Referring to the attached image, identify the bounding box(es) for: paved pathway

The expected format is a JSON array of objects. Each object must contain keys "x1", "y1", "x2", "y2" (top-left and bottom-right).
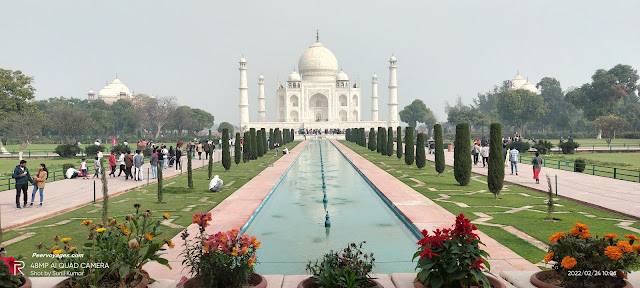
[
  {"x1": 1, "y1": 150, "x2": 220, "y2": 232},
  {"x1": 423, "y1": 148, "x2": 640, "y2": 219}
]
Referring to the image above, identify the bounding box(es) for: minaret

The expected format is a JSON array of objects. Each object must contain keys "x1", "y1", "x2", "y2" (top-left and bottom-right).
[
  {"x1": 388, "y1": 55, "x2": 399, "y2": 126},
  {"x1": 371, "y1": 73, "x2": 379, "y2": 121},
  {"x1": 258, "y1": 74, "x2": 266, "y2": 122},
  {"x1": 239, "y1": 57, "x2": 249, "y2": 131}
]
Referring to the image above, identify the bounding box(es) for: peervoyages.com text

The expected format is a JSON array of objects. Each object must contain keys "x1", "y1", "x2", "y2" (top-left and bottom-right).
[{"x1": 32, "y1": 253, "x2": 84, "y2": 259}]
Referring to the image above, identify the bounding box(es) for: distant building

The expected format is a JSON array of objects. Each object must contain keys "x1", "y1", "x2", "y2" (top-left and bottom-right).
[
  {"x1": 88, "y1": 76, "x2": 133, "y2": 104},
  {"x1": 509, "y1": 73, "x2": 538, "y2": 93}
]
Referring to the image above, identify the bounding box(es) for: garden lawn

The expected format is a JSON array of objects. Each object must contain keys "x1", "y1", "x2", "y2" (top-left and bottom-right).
[
  {"x1": 516, "y1": 152, "x2": 640, "y2": 182},
  {"x1": 0, "y1": 157, "x2": 90, "y2": 178},
  {"x1": 2, "y1": 143, "x2": 140, "y2": 154},
  {"x1": 3, "y1": 141, "x2": 299, "y2": 276},
  {"x1": 540, "y1": 138, "x2": 640, "y2": 147},
  {"x1": 341, "y1": 141, "x2": 638, "y2": 265}
]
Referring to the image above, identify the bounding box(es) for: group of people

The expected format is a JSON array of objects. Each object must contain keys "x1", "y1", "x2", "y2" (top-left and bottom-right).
[{"x1": 469, "y1": 135, "x2": 543, "y2": 184}]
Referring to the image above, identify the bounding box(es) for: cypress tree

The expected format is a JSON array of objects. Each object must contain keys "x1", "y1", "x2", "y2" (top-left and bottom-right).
[
  {"x1": 268, "y1": 129, "x2": 274, "y2": 150},
  {"x1": 488, "y1": 123, "x2": 504, "y2": 199},
  {"x1": 261, "y1": 128, "x2": 267, "y2": 154},
  {"x1": 396, "y1": 126, "x2": 402, "y2": 159},
  {"x1": 377, "y1": 127, "x2": 382, "y2": 153},
  {"x1": 242, "y1": 131, "x2": 250, "y2": 163},
  {"x1": 100, "y1": 158, "x2": 109, "y2": 223},
  {"x1": 291, "y1": 129, "x2": 295, "y2": 142},
  {"x1": 380, "y1": 128, "x2": 387, "y2": 155},
  {"x1": 208, "y1": 143, "x2": 213, "y2": 179},
  {"x1": 234, "y1": 132, "x2": 241, "y2": 165},
  {"x1": 250, "y1": 128, "x2": 258, "y2": 160},
  {"x1": 283, "y1": 128, "x2": 288, "y2": 144},
  {"x1": 434, "y1": 124, "x2": 445, "y2": 176},
  {"x1": 404, "y1": 127, "x2": 414, "y2": 165},
  {"x1": 387, "y1": 127, "x2": 393, "y2": 157},
  {"x1": 222, "y1": 128, "x2": 231, "y2": 171},
  {"x1": 157, "y1": 160, "x2": 163, "y2": 203},
  {"x1": 187, "y1": 149, "x2": 193, "y2": 188},
  {"x1": 369, "y1": 128, "x2": 376, "y2": 151},
  {"x1": 346, "y1": 129, "x2": 350, "y2": 141},
  {"x1": 454, "y1": 123, "x2": 471, "y2": 186},
  {"x1": 416, "y1": 133, "x2": 426, "y2": 169},
  {"x1": 361, "y1": 128, "x2": 366, "y2": 147},
  {"x1": 257, "y1": 129, "x2": 264, "y2": 157}
]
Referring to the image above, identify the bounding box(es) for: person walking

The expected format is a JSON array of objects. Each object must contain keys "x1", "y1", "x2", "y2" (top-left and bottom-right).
[
  {"x1": 12, "y1": 160, "x2": 34, "y2": 209},
  {"x1": 124, "y1": 151, "x2": 134, "y2": 180},
  {"x1": 532, "y1": 152, "x2": 543, "y2": 184},
  {"x1": 204, "y1": 141, "x2": 210, "y2": 160},
  {"x1": 30, "y1": 163, "x2": 48, "y2": 207},
  {"x1": 509, "y1": 146, "x2": 520, "y2": 175},
  {"x1": 472, "y1": 142, "x2": 480, "y2": 165},
  {"x1": 162, "y1": 145, "x2": 169, "y2": 169},
  {"x1": 80, "y1": 158, "x2": 88, "y2": 179},
  {"x1": 274, "y1": 142, "x2": 279, "y2": 156},
  {"x1": 175, "y1": 147, "x2": 183, "y2": 171},
  {"x1": 109, "y1": 151, "x2": 116, "y2": 177},
  {"x1": 117, "y1": 151, "x2": 126, "y2": 176},
  {"x1": 133, "y1": 150, "x2": 144, "y2": 181},
  {"x1": 197, "y1": 142, "x2": 203, "y2": 160},
  {"x1": 168, "y1": 146, "x2": 175, "y2": 167},
  {"x1": 149, "y1": 149, "x2": 158, "y2": 179},
  {"x1": 92, "y1": 156, "x2": 101, "y2": 178},
  {"x1": 480, "y1": 144, "x2": 490, "y2": 168}
]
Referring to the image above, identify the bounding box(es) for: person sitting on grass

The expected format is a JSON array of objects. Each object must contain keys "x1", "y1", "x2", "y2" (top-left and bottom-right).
[
  {"x1": 65, "y1": 166, "x2": 81, "y2": 179},
  {"x1": 209, "y1": 175, "x2": 223, "y2": 192},
  {"x1": 282, "y1": 147, "x2": 289, "y2": 155}
]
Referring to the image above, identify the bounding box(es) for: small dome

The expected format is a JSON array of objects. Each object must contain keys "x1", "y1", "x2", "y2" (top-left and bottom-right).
[
  {"x1": 372, "y1": 73, "x2": 377, "y2": 79},
  {"x1": 298, "y1": 42, "x2": 338, "y2": 79},
  {"x1": 511, "y1": 74, "x2": 526, "y2": 89},
  {"x1": 239, "y1": 57, "x2": 246, "y2": 63},
  {"x1": 390, "y1": 55, "x2": 397, "y2": 62},
  {"x1": 88, "y1": 90, "x2": 95, "y2": 95},
  {"x1": 336, "y1": 70, "x2": 349, "y2": 81},
  {"x1": 288, "y1": 71, "x2": 301, "y2": 82},
  {"x1": 259, "y1": 74, "x2": 264, "y2": 80},
  {"x1": 520, "y1": 81, "x2": 538, "y2": 93}
]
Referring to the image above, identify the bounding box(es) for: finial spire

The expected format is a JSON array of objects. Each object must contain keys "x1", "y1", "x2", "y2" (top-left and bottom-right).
[
  {"x1": 316, "y1": 29, "x2": 319, "y2": 42},
  {"x1": 115, "y1": 73, "x2": 118, "y2": 79}
]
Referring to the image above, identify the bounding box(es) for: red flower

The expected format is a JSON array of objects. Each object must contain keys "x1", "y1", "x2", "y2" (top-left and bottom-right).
[
  {"x1": 1, "y1": 256, "x2": 18, "y2": 275},
  {"x1": 453, "y1": 213, "x2": 479, "y2": 239},
  {"x1": 419, "y1": 246, "x2": 440, "y2": 259},
  {"x1": 471, "y1": 258, "x2": 485, "y2": 269}
]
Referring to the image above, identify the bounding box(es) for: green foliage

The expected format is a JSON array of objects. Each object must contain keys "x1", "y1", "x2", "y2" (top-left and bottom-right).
[
  {"x1": 396, "y1": 126, "x2": 403, "y2": 159},
  {"x1": 55, "y1": 144, "x2": 81, "y2": 158},
  {"x1": 110, "y1": 144, "x2": 131, "y2": 154},
  {"x1": 416, "y1": 133, "x2": 426, "y2": 169},
  {"x1": 595, "y1": 115, "x2": 628, "y2": 146},
  {"x1": 559, "y1": 141, "x2": 580, "y2": 154},
  {"x1": 506, "y1": 141, "x2": 531, "y2": 153},
  {"x1": 268, "y1": 129, "x2": 274, "y2": 150},
  {"x1": 368, "y1": 128, "x2": 376, "y2": 151},
  {"x1": 454, "y1": 123, "x2": 471, "y2": 186},
  {"x1": 187, "y1": 151, "x2": 193, "y2": 189},
  {"x1": 379, "y1": 127, "x2": 387, "y2": 155},
  {"x1": 84, "y1": 144, "x2": 105, "y2": 157},
  {"x1": 346, "y1": 129, "x2": 350, "y2": 142},
  {"x1": 217, "y1": 122, "x2": 234, "y2": 134},
  {"x1": 158, "y1": 161, "x2": 164, "y2": 203},
  {"x1": 261, "y1": 128, "x2": 268, "y2": 155},
  {"x1": 387, "y1": 127, "x2": 394, "y2": 157},
  {"x1": 250, "y1": 128, "x2": 257, "y2": 160},
  {"x1": 39, "y1": 204, "x2": 171, "y2": 287},
  {"x1": 545, "y1": 175, "x2": 554, "y2": 220},
  {"x1": 234, "y1": 132, "x2": 241, "y2": 165},
  {"x1": 256, "y1": 129, "x2": 264, "y2": 158},
  {"x1": 399, "y1": 99, "x2": 437, "y2": 128},
  {"x1": 404, "y1": 127, "x2": 414, "y2": 165},
  {"x1": 495, "y1": 89, "x2": 549, "y2": 133},
  {"x1": 222, "y1": 128, "x2": 231, "y2": 171},
  {"x1": 242, "y1": 132, "x2": 250, "y2": 163},
  {"x1": 0, "y1": 254, "x2": 23, "y2": 288},
  {"x1": 533, "y1": 140, "x2": 553, "y2": 154},
  {"x1": 488, "y1": 123, "x2": 504, "y2": 199},
  {"x1": 621, "y1": 132, "x2": 640, "y2": 139},
  {"x1": 306, "y1": 242, "x2": 376, "y2": 288},
  {"x1": 434, "y1": 124, "x2": 445, "y2": 175},
  {"x1": 376, "y1": 127, "x2": 382, "y2": 153},
  {"x1": 100, "y1": 158, "x2": 108, "y2": 223},
  {"x1": 0, "y1": 69, "x2": 36, "y2": 120},
  {"x1": 62, "y1": 163, "x2": 76, "y2": 171},
  {"x1": 574, "y1": 159, "x2": 586, "y2": 173}
]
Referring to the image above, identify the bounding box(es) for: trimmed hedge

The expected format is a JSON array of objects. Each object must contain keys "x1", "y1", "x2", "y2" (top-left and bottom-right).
[
  {"x1": 454, "y1": 123, "x2": 471, "y2": 186},
  {"x1": 110, "y1": 143, "x2": 131, "y2": 154},
  {"x1": 506, "y1": 141, "x2": 531, "y2": 153},
  {"x1": 434, "y1": 124, "x2": 445, "y2": 176},
  {"x1": 222, "y1": 128, "x2": 231, "y2": 171},
  {"x1": 84, "y1": 144, "x2": 105, "y2": 156},
  {"x1": 404, "y1": 127, "x2": 414, "y2": 165},
  {"x1": 242, "y1": 131, "x2": 250, "y2": 163},
  {"x1": 396, "y1": 126, "x2": 402, "y2": 159},
  {"x1": 369, "y1": 128, "x2": 376, "y2": 151},
  {"x1": 379, "y1": 127, "x2": 387, "y2": 155},
  {"x1": 387, "y1": 127, "x2": 394, "y2": 158},
  {"x1": 533, "y1": 140, "x2": 553, "y2": 154},
  {"x1": 55, "y1": 144, "x2": 81, "y2": 158},
  {"x1": 488, "y1": 123, "x2": 504, "y2": 199},
  {"x1": 234, "y1": 132, "x2": 241, "y2": 165},
  {"x1": 269, "y1": 129, "x2": 274, "y2": 150},
  {"x1": 262, "y1": 128, "x2": 268, "y2": 155},
  {"x1": 416, "y1": 133, "x2": 426, "y2": 169},
  {"x1": 256, "y1": 129, "x2": 264, "y2": 157},
  {"x1": 574, "y1": 159, "x2": 586, "y2": 173},
  {"x1": 559, "y1": 141, "x2": 579, "y2": 154}
]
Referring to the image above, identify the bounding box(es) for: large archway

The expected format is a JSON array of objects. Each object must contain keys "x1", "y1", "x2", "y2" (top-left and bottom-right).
[
  {"x1": 290, "y1": 110, "x2": 299, "y2": 122},
  {"x1": 339, "y1": 110, "x2": 347, "y2": 121},
  {"x1": 309, "y1": 93, "x2": 328, "y2": 122},
  {"x1": 290, "y1": 95, "x2": 299, "y2": 107},
  {"x1": 352, "y1": 110, "x2": 358, "y2": 121},
  {"x1": 339, "y1": 95, "x2": 347, "y2": 106}
]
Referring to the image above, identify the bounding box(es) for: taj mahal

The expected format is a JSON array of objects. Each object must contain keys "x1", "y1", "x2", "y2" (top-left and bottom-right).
[{"x1": 239, "y1": 36, "x2": 399, "y2": 132}]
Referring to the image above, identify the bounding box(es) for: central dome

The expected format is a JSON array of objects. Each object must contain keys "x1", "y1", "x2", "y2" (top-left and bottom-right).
[{"x1": 298, "y1": 41, "x2": 339, "y2": 80}]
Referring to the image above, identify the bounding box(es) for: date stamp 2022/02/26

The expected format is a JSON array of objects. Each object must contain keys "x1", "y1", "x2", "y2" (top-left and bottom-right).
[{"x1": 567, "y1": 270, "x2": 617, "y2": 277}]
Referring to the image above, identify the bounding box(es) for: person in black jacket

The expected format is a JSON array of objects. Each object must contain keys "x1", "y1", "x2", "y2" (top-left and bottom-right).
[{"x1": 12, "y1": 160, "x2": 34, "y2": 209}]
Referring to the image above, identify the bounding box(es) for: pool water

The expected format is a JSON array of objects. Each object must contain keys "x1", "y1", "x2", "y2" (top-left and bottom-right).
[{"x1": 243, "y1": 140, "x2": 419, "y2": 275}]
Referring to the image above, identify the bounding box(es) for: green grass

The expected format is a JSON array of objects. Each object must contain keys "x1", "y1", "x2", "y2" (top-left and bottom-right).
[
  {"x1": 0, "y1": 157, "x2": 89, "y2": 177},
  {"x1": 540, "y1": 138, "x2": 640, "y2": 147},
  {"x1": 539, "y1": 153, "x2": 640, "y2": 170},
  {"x1": 2, "y1": 143, "x2": 141, "y2": 154},
  {"x1": 2, "y1": 142, "x2": 299, "y2": 276},
  {"x1": 342, "y1": 141, "x2": 638, "y2": 265},
  {"x1": 517, "y1": 153, "x2": 640, "y2": 182}
]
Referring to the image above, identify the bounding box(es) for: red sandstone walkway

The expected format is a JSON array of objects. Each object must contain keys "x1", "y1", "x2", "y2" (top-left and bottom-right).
[
  {"x1": 423, "y1": 149, "x2": 640, "y2": 220},
  {"x1": 0, "y1": 151, "x2": 219, "y2": 232}
]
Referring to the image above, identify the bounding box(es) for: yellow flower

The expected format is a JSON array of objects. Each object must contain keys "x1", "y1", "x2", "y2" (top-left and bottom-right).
[
  {"x1": 145, "y1": 233, "x2": 153, "y2": 241},
  {"x1": 164, "y1": 238, "x2": 175, "y2": 248},
  {"x1": 61, "y1": 237, "x2": 72, "y2": 243},
  {"x1": 544, "y1": 252, "x2": 554, "y2": 262},
  {"x1": 52, "y1": 249, "x2": 63, "y2": 255},
  {"x1": 231, "y1": 247, "x2": 239, "y2": 256},
  {"x1": 618, "y1": 241, "x2": 633, "y2": 253},
  {"x1": 604, "y1": 233, "x2": 618, "y2": 239},
  {"x1": 69, "y1": 246, "x2": 76, "y2": 252},
  {"x1": 129, "y1": 242, "x2": 140, "y2": 250},
  {"x1": 625, "y1": 234, "x2": 640, "y2": 242},
  {"x1": 560, "y1": 256, "x2": 577, "y2": 269},
  {"x1": 96, "y1": 228, "x2": 106, "y2": 233},
  {"x1": 248, "y1": 257, "x2": 255, "y2": 266},
  {"x1": 81, "y1": 220, "x2": 92, "y2": 226},
  {"x1": 163, "y1": 212, "x2": 170, "y2": 219},
  {"x1": 549, "y1": 232, "x2": 565, "y2": 243},
  {"x1": 605, "y1": 246, "x2": 623, "y2": 260},
  {"x1": 122, "y1": 228, "x2": 131, "y2": 235}
]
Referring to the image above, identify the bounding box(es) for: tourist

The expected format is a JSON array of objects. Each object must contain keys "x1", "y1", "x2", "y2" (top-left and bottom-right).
[
  {"x1": 472, "y1": 142, "x2": 480, "y2": 165},
  {"x1": 92, "y1": 156, "x2": 101, "y2": 178},
  {"x1": 175, "y1": 147, "x2": 183, "y2": 171},
  {"x1": 117, "y1": 151, "x2": 126, "y2": 176},
  {"x1": 274, "y1": 142, "x2": 279, "y2": 156},
  {"x1": 209, "y1": 175, "x2": 223, "y2": 192},
  {"x1": 509, "y1": 146, "x2": 520, "y2": 175},
  {"x1": 532, "y1": 152, "x2": 543, "y2": 184},
  {"x1": 480, "y1": 144, "x2": 490, "y2": 168},
  {"x1": 124, "y1": 151, "x2": 134, "y2": 180},
  {"x1": 12, "y1": 160, "x2": 34, "y2": 209},
  {"x1": 197, "y1": 142, "x2": 203, "y2": 160},
  {"x1": 162, "y1": 145, "x2": 169, "y2": 169},
  {"x1": 204, "y1": 140, "x2": 210, "y2": 160},
  {"x1": 218, "y1": 139, "x2": 222, "y2": 150},
  {"x1": 133, "y1": 150, "x2": 144, "y2": 181},
  {"x1": 30, "y1": 163, "x2": 48, "y2": 207},
  {"x1": 97, "y1": 148, "x2": 103, "y2": 162},
  {"x1": 65, "y1": 166, "x2": 80, "y2": 179},
  {"x1": 283, "y1": 147, "x2": 289, "y2": 155},
  {"x1": 109, "y1": 151, "x2": 116, "y2": 177},
  {"x1": 168, "y1": 146, "x2": 175, "y2": 167},
  {"x1": 80, "y1": 158, "x2": 88, "y2": 179},
  {"x1": 123, "y1": 140, "x2": 128, "y2": 147},
  {"x1": 150, "y1": 148, "x2": 158, "y2": 179}
]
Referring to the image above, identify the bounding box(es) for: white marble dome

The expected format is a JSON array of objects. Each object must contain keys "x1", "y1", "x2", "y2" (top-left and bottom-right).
[
  {"x1": 298, "y1": 41, "x2": 338, "y2": 80},
  {"x1": 511, "y1": 74, "x2": 526, "y2": 89},
  {"x1": 336, "y1": 70, "x2": 349, "y2": 81},
  {"x1": 520, "y1": 81, "x2": 538, "y2": 93},
  {"x1": 98, "y1": 78, "x2": 132, "y2": 104},
  {"x1": 288, "y1": 71, "x2": 301, "y2": 82}
]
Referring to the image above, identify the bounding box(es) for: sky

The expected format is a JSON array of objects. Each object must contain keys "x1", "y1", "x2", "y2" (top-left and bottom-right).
[{"x1": 1, "y1": 1, "x2": 639, "y2": 126}]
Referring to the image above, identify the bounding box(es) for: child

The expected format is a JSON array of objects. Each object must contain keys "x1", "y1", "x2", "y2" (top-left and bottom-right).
[
  {"x1": 80, "y1": 158, "x2": 88, "y2": 179},
  {"x1": 93, "y1": 156, "x2": 101, "y2": 178}
]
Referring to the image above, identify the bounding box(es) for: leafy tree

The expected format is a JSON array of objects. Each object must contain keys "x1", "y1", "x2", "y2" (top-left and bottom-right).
[
  {"x1": 387, "y1": 127, "x2": 394, "y2": 157},
  {"x1": 416, "y1": 133, "x2": 426, "y2": 169},
  {"x1": 369, "y1": 128, "x2": 375, "y2": 151},
  {"x1": 190, "y1": 108, "x2": 215, "y2": 134},
  {"x1": 49, "y1": 106, "x2": 93, "y2": 142},
  {"x1": 488, "y1": 123, "x2": 504, "y2": 199},
  {"x1": 187, "y1": 149, "x2": 193, "y2": 189},
  {"x1": 234, "y1": 132, "x2": 241, "y2": 165},
  {"x1": 135, "y1": 94, "x2": 177, "y2": 138},
  {"x1": 495, "y1": 89, "x2": 548, "y2": 134},
  {"x1": 379, "y1": 127, "x2": 387, "y2": 155},
  {"x1": 396, "y1": 126, "x2": 402, "y2": 159},
  {"x1": 404, "y1": 127, "x2": 414, "y2": 165},
  {"x1": 595, "y1": 115, "x2": 628, "y2": 146},
  {"x1": 169, "y1": 106, "x2": 195, "y2": 135},
  {"x1": 222, "y1": 128, "x2": 231, "y2": 171},
  {"x1": 536, "y1": 77, "x2": 578, "y2": 133},
  {"x1": 399, "y1": 99, "x2": 437, "y2": 128},
  {"x1": 110, "y1": 99, "x2": 138, "y2": 134},
  {"x1": 446, "y1": 97, "x2": 491, "y2": 131},
  {"x1": 376, "y1": 127, "x2": 382, "y2": 153},
  {"x1": 434, "y1": 124, "x2": 445, "y2": 176},
  {"x1": 0, "y1": 69, "x2": 35, "y2": 119},
  {"x1": 158, "y1": 160, "x2": 164, "y2": 203},
  {"x1": 454, "y1": 123, "x2": 471, "y2": 186},
  {"x1": 1, "y1": 109, "x2": 46, "y2": 159},
  {"x1": 619, "y1": 102, "x2": 640, "y2": 132}
]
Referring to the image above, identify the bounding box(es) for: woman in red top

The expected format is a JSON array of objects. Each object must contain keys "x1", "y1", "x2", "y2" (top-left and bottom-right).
[{"x1": 108, "y1": 152, "x2": 117, "y2": 177}]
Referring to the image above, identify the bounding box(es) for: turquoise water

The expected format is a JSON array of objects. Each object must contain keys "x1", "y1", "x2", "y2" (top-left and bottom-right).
[{"x1": 243, "y1": 140, "x2": 419, "y2": 275}]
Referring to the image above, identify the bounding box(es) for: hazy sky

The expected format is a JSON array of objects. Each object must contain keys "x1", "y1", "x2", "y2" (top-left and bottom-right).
[{"x1": 2, "y1": 1, "x2": 639, "y2": 125}]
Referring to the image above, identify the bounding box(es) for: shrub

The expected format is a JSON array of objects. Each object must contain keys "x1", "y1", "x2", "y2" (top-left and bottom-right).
[
  {"x1": 397, "y1": 126, "x2": 403, "y2": 159},
  {"x1": 55, "y1": 144, "x2": 81, "y2": 158},
  {"x1": 387, "y1": 127, "x2": 394, "y2": 157},
  {"x1": 454, "y1": 123, "x2": 471, "y2": 186},
  {"x1": 242, "y1": 132, "x2": 250, "y2": 163},
  {"x1": 234, "y1": 132, "x2": 241, "y2": 165},
  {"x1": 62, "y1": 163, "x2": 76, "y2": 171},
  {"x1": 533, "y1": 140, "x2": 554, "y2": 154},
  {"x1": 369, "y1": 128, "x2": 376, "y2": 151},
  {"x1": 559, "y1": 141, "x2": 580, "y2": 154},
  {"x1": 361, "y1": 128, "x2": 366, "y2": 147},
  {"x1": 379, "y1": 128, "x2": 387, "y2": 155},
  {"x1": 84, "y1": 144, "x2": 105, "y2": 157},
  {"x1": 434, "y1": 124, "x2": 445, "y2": 176},
  {"x1": 268, "y1": 129, "x2": 274, "y2": 150},
  {"x1": 621, "y1": 132, "x2": 640, "y2": 139},
  {"x1": 488, "y1": 123, "x2": 504, "y2": 199},
  {"x1": 0, "y1": 253, "x2": 24, "y2": 287},
  {"x1": 405, "y1": 127, "x2": 414, "y2": 166},
  {"x1": 574, "y1": 159, "x2": 586, "y2": 173},
  {"x1": 250, "y1": 128, "x2": 257, "y2": 160},
  {"x1": 416, "y1": 133, "x2": 426, "y2": 169},
  {"x1": 222, "y1": 128, "x2": 231, "y2": 171},
  {"x1": 110, "y1": 143, "x2": 131, "y2": 154},
  {"x1": 376, "y1": 127, "x2": 382, "y2": 154},
  {"x1": 187, "y1": 150, "x2": 193, "y2": 189},
  {"x1": 506, "y1": 141, "x2": 531, "y2": 153},
  {"x1": 261, "y1": 128, "x2": 268, "y2": 155},
  {"x1": 306, "y1": 242, "x2": 375, "y2": 288}
]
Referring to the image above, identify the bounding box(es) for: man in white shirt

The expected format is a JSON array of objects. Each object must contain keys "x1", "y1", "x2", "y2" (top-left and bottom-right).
[
  {"x1": 209, "y1": 175, "x2": 223, "y2": 192},
  {"x1": 509, "y1": 147, "x2": 520, "y2": 175},
  {"x1": 66, "y1": 167, "x2": 80, "y2": 179},
  {"x1": 480, "y1": 145, "x2": 490, "y2": 168},
  {"x1": 117, "y1": 152, "x2": 126, "y2": 177}
]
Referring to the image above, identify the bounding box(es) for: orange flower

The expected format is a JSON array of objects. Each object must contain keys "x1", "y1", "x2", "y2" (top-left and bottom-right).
[
  {"x1": 231, "y1": 246, "x2": 239, "y2": 256},
  {"x1": 618, "y1": 241, "x2": 633, "y2": 253},
  {"x1": 605, "y1": 246, "x2": 623, "y2": 260},
  {"x1": 580, "y1": 231, "x2": 592, "y2": 240},
  {"x1": 550, "y1": 232, "x2": 566, "y2": 243},
  {"x1": 632, "y1": 245, "x2": 640, "y2": 253},
  {"x1": 164, "y1": 238, "x2": 175, "y2": 249},
  {"x1": 604, "y1": 233, "x2": 618, "y2": 239},
  {"x1": 145, "y1": 233, "x2": 154, "y2": 241},
  {"x1": 248, "y1": 255, "x2": 257, "y2": 266},
  {"x1": 560, "y1": 256, "x2": 577, "y2": 269},
  {"x1": 574, "y1": 222, "x2": 588, "y2": 231},
  {"x1": 544, "y1": 252, "x2": 554, "y2": 262},
  {"x1": 625, "y1": 234, "x2": 639, "y2": 242},
  {"x1": 241, "y1": 246, "x2": 248, "y2": 255}
]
